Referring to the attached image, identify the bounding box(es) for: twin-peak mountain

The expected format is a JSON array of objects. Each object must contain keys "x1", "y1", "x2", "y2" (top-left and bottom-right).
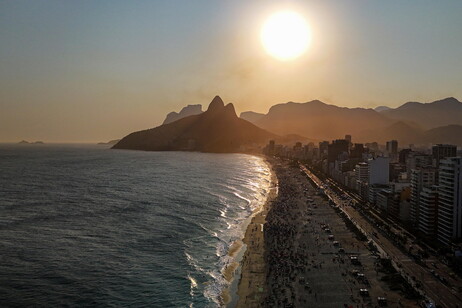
[{"x1": 113, "y1": 96, "x2": 275, "y2": 153}]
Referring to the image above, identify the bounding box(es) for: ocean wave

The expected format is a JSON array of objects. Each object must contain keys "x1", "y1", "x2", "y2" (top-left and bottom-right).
[
  {"x1": 178, "y1": 159, "x2": 272, "y2": 307},
  {"x1": 232, "y1": 192, "x2": 252, "y2": 205},
  {"x1": 188, "y1": 273, "x2": 198, "y2": 297},
  {"x1": 176, "y1": 155, "x2": 272, "y2": 307}
]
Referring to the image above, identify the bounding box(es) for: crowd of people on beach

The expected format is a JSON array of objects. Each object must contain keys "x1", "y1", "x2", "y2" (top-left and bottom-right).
[
  {"x1": 263, "y1": 163, "x2": 309, "y2": 307},
  {"x1": 259, "y1": 161, "x2": 403, "y2": 308}
]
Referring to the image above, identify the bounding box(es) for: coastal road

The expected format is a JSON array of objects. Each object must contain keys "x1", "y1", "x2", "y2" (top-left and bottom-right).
[
  {"x1": 322, "y1": 174, "x2": 462, "y2": 293},
  {"x1": 320, "y1": 171, "x2": 462, "y2": 298},
  {"x1": 300, "y1": 164, "x2": 462, "y2": 308}
]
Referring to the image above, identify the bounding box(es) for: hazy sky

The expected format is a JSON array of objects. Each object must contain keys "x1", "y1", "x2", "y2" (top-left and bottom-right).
[{"x1": 1, "y1": 0, "x2": 462, "y2": 142}]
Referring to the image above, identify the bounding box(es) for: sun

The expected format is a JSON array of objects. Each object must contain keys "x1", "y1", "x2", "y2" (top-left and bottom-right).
[{"x1": 261, "y1": 11, "x2": 311, "y2": 61}]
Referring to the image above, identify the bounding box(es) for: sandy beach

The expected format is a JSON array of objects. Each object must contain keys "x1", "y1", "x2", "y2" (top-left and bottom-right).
[
  {"x1": 231, "y1": 158, "x2": 277, "y2": 308},
  {"x1": 233, "y1": 158, "x2": 420, "y2": 308}
]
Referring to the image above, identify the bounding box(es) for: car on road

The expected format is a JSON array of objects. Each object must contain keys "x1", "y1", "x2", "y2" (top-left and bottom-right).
[
  {"x1": 377, "y1": 297, "x2": 387, "y2": 306},
  {"x1": 359, "y1": 289, "x2": 369, "y2": 297},
  {"x1": 350, "y1": 256, "x2": 361, "y2": 265}
]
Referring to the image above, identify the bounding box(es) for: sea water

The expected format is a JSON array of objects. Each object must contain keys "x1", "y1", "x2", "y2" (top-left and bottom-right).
[{"x1": 0, "y1": 144, "x2": 271, "y2": 307}]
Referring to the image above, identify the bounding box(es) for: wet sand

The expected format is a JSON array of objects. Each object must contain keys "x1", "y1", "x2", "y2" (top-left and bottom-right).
[
  {"x1": 222, "y1": 240, "x2": 243, "y2": 304},
  {"x1": 233, "y1": 159, "x2": 278, "y2": 308}
]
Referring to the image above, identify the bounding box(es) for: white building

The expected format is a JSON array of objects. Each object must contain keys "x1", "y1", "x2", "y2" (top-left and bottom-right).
[
  {"x1": 419, "y1": 186, "x2": 439, "y2": 237},
  {"x1": 406, "y1": 153, "x2": 432, "y2": 178},
  {"x1": 410, "y1": 167, "x2": 437, "y2": 228},
  {"x1": 437, "y1": 157, "x2": 462, "y2": 246},
  {"x1": 369, "y1": 157, "x2": 390, "y2": 185}
]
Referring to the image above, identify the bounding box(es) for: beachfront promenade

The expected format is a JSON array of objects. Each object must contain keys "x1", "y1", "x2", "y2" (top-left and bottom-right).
[
  {"x1": 237, "y1": 158, "x2": 421, "y2": 308},
  {"x1": 300, "y1": 164, "x2": 462, "y2": 308}
]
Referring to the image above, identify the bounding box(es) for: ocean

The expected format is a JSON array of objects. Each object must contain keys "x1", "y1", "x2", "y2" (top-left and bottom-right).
[{"x1": 0, "y1": 144, "x2": 271, "y2": 307}]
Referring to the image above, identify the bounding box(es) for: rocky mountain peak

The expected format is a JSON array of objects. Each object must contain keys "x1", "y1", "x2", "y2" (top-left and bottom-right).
[{"x1": 207, "y1": 96, "x2": 225, "y2": 112}]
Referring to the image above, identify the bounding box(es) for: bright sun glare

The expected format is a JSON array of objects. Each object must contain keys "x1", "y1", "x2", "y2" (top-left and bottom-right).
[{"x1": 261, "y1": 11, "x2": 311, "y2": 61}]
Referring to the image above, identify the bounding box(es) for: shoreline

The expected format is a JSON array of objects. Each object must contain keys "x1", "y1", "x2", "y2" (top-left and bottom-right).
[{"x1": 226, "y1": 157, "x2": 277, "y2": 308}]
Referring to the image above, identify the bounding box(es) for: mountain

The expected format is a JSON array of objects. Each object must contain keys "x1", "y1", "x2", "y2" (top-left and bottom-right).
[
  {"x1": 240, "y1": 111, "x2": 265, "y2": 124},
  {"x1": 423, "y1": 125, "x2": 462, "y2": 145},
  {"x1": 358, "y1": 121, "x2": 424, "y2": 145},
  {"x1": 18, "y1": 140, "x2": 29, "y2": 144},
  {"x1": 347, "y1": 121, "x2": 462, "y2": 146},
  {"x1": 380, "y1": 97, "x2": 462, "y2": 130},
  {"x1": 254, "y1": 100, "x2": 392, "y2": 141},
  {"x1": 162, "y1": 104, "x2": 203, "y2": 125},
  {"x1": 113, "y1": 96, "x2": 275, "y2": 153}
]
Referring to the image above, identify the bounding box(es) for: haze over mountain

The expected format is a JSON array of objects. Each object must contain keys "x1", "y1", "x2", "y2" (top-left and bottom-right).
[
  {"x1": 162, "y1": 104, "x2": 203, "y2": 125},
  {"x1": 422, "y1": 125, "x2": 462, "y2": 145},
  {"x1": 357, "y1": 121, "x2": 424, "y2": 145},
  {"x1": 236, "y1": 97, "x2": 462, "y2": 146},
  {"x1": 240, "y1": 111, "x2": 265, "y2": 123},
  {"x1": 253, "y1": 100, "x2": 392, "y2": 141},
  {"x1": 113, "y1": 96, "x2": 275, "y2": 153},
  {"x1": 379, "y1": 97, "x2": 462, "y2": 130},
  {"x1": 374, "y1": 106, "x2": 391, "y2": 112}
]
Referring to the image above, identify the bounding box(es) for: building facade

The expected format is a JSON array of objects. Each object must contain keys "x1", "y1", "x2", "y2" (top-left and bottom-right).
[
  {"x1": 410, "y1": 167, "x2": 437, "y2": 228},
  {"x1": 437, "y1": 157, "x2": 462, "y2": 246}
]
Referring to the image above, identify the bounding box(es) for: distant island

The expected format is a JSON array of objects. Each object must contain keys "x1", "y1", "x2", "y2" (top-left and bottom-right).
[
  {"x1": 18, "y1": 140, "x2": 44, "y2": 144},
  {"x1": 97, "y1": 139, "x2": 120, "y2": 145}
]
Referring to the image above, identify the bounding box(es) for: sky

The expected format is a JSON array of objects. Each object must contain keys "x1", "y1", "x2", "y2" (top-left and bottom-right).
[{"x1": 1, "y1": 0, "x2": 462, "y2": 143}]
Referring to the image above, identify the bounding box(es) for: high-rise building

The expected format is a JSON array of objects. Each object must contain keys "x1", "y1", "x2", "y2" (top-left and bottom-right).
[
  {"x1": 376, "y1": 188, "x2": 393, "y2": 211},
  {"x1": 399, "y1": 148, "x2": 413, "y2": 165},
  {"x1": 369, "y1": 157, "x2": 390, "y2": 185},
  {"x1": 365, "y1": 142, "x2": 379, "y2": 152},
  {"x1": 410, "y1": 167, "x2": 437, "y2": 227},
  {"x1": 432, "y1": 144, "x2": 457, "y2": 166},
  {"x1": 327, "y1": 139, "x2": 349, "y2": 163},
  {"x1": 389, "y1": 163, "x2": 406, "y2": 182},
  {"x1": 293, "y1": 142, "x2": 304, "y2": 159},
  {"x1": 345, "y1": 134, "x2": 352, "y2": 149},
  {"x1": 366, "y1": 157, "x2": 390, "y2": 204},
  {"x1": 355, "y1": 162, "x2": 369, "y2": 197},
  {"x1": 437, "y1": 157, "x2": 462, "y2": 246},
  {"x1": 350, "y1": 143, "x2": 364, "y2": 159},
  {"x1": 418, "y1": 186, "x2": 439, "y2": 237},
  {"x1": 355, "y1": 162, "x2": 369, "y2": 183},
  {"x1": 319, "y1": 141, "x2": 329, "y2": 159},
  {"x1": 386, "y1": 140, "x2": 398, "y2": 156},
  {"x1": 406, "y1": 153, "x2": 433, "y2": 178}
]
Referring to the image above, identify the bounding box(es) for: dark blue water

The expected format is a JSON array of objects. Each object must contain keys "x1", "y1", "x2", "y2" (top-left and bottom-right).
[{"x1": 0, "y1": 144, "x2": 271, "y2": 307}]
